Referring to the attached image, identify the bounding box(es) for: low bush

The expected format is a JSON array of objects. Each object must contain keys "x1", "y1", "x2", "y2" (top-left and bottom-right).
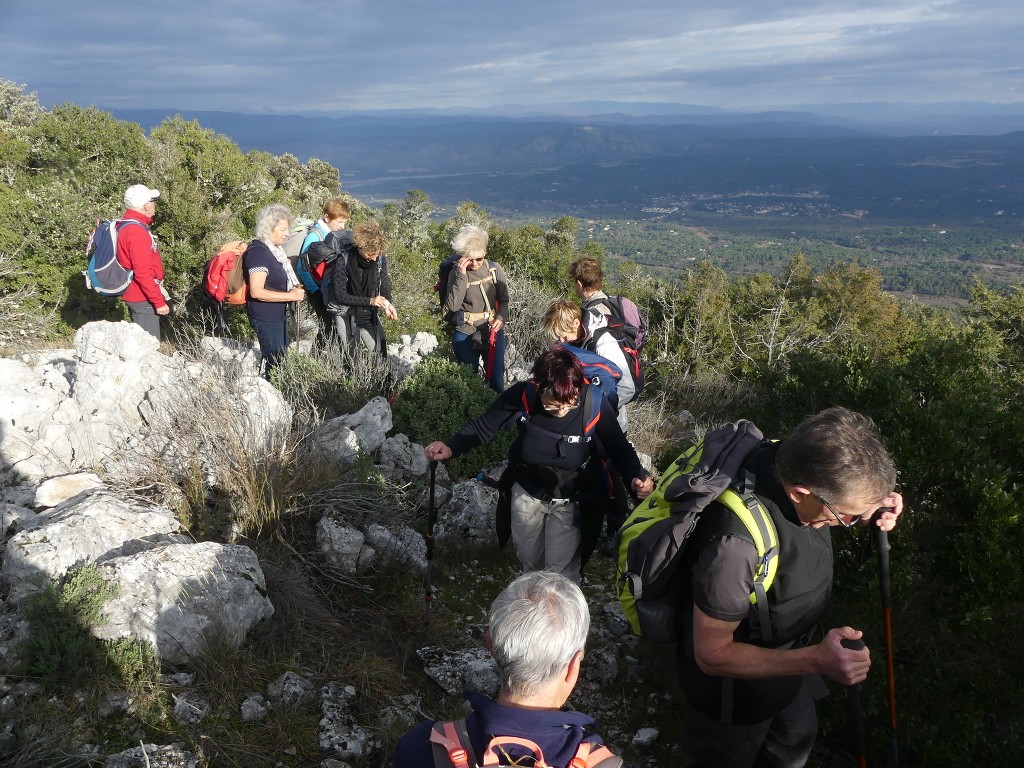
[
  {"x1": 18, "y1": 565, "x2": 118, "y2": 689},
  {"x1": 391, "y1": 355, "x2": 513, "y2": 480}
]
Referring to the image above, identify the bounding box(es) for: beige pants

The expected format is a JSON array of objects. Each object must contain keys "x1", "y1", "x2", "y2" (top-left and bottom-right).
[{"x1": 510, "y1": 483, "x2": 581, "y2": 581}]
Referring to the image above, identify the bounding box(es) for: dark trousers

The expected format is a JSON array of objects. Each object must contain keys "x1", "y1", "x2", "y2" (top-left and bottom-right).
[
  {"x1": 307, "y1": 291, "x2": 336, "y2": 350},
  {"x1": 249, "y1": 317, "x2": 289, "y2": 379},
  {"x1": 452, "y1": 326, "x2": 505, "y2": 392},
  {"x1": 682, "y1": 675, "x2": 822, "y2": 768},
  {"x1": 126, "y1": 301, "x2": 161, "y2": 340}
]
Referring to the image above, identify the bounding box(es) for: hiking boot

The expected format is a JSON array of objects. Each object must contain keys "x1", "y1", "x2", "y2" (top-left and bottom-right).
[{"x1": 599, "y1": 536, "x2": 617, "y2": 558}]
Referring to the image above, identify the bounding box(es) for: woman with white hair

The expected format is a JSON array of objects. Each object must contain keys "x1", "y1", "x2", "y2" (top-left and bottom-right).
[
  {"x1": 244, "y1": 203, "x2": 306, "y2": 378},
  {"x1": 442, "y1": 224, "x2": 510, "y2": 392}
]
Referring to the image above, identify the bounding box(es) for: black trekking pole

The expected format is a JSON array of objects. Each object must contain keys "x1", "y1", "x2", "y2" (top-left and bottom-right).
[
  {"x1": 289, "y1": 301, "x2": 300, "y2": 345},
  {"x1": 424, "y1": 460, "x2": 438, "y2": 622},
  {"x1": 873, "y1": 517, "x2": 899, "y2": 768},
  {"x1": 841, "y1": 638, "x2": 868, "y2": 768}
]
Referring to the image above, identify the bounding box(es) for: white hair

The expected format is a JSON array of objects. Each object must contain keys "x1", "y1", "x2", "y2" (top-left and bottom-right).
[
  {"x1": 255, "y1": 203, "x2": 293, "y2": 242},
  {"x1": 451, "y1": 224, "x2": 489, "y2": 260},
  {"x1": 488, "y1": 571, "x2": 589, "y2": 698}
]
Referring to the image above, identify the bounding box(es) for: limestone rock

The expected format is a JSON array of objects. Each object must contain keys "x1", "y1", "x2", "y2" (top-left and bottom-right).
[
  {"x1": 0, "y1": 490, "x2": 183, "y2": 605},
  {"x1": 387, "y1": 332, "x2": 440, "y2": 384},
  {"x1": 103, "y1": 743, "x2": 199, "y2": 768},
  {"x1": 93, "y1": 541, "x2": 274, "y2": 665},
  {"x1": 435, "y1": 480, "x2": 498, "y2": 549},
  {"x1": 416, "y1": 645, "x2": 499, "y2": 697},
  {"x1": 267, "y1": 671, "x2": 314, "y2": 707},
  {"x1": 311, "y1": 397, "x2": 393, "y2": 464},
  {"x1": 320, "y1": 683, "x2": 372, "y2": 761},
  {"x1": 376, "y1": 434, "x2": 429, "y2": 480},
  {"x1": 316, "y1": 518, "x2": 366, "y2": 574},
  {"x1": 33, "y1": 472, "x2": 104, "y2": 508}
]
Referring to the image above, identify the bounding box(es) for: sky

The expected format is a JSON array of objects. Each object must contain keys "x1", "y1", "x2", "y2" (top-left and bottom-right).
[{"x1": 2, "y1": 0, "x2": 1023, "y2": 115}]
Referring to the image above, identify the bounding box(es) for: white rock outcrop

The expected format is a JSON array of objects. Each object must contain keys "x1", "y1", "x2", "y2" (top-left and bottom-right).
[{"x1": 93, "y1": 541, "x2": 274, "y2": 665}]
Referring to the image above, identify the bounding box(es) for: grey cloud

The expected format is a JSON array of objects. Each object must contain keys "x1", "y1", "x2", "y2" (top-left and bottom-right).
[{"x1": 0, "y1": 0, "x2": 1022, "y2": 112}]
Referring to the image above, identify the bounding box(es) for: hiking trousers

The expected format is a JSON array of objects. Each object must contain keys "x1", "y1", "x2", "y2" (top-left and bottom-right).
[
  {"x1": 452, "y1": 327, "x2": 505, "y2": 392},
  {"x1": 510, "y1": 483, "x2": 581, "y2": 581},
  {"x1": 126, "y1": 300, "x2": 161, "y2": 341},
  {"x1": 682, "y1": 675, "x2": 822, "y2": 768}
]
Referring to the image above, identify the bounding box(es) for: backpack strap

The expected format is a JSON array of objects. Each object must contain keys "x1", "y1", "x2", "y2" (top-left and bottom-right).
[
  {"x1": 572, "y1": 740, "x2": 623, "y2": 768},
  {"x1": 429, "y1": 718, "x2": 476, "y2": 768},
  {"x1": 116, "y1": 218, "x2": 156, "y2": 252},
  {"x1": 717, "y1": 485, "x2": 780, "y2": 643}
]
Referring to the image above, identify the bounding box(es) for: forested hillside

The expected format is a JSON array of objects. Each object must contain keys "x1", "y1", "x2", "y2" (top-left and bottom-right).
[{"x1": 2, "y1": 79, "x2": 1023, "y2": 767}]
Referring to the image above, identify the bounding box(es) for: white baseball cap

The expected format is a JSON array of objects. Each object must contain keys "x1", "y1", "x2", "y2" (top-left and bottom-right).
[{"x1": 124, "y1": 184, "x2": 161, "y2": 209}]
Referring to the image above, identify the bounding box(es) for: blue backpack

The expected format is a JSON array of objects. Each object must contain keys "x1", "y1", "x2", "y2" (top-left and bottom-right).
[
  {"x1": 84, "y1": 219, "x2": 152, "y2": 296},
  {"x1": 556, "y1": 343, "x2": 622, "y2": 414}
]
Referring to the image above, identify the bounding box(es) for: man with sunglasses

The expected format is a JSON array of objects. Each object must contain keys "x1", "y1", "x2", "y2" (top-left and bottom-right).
[{"x1": 678, "y1": 406, "x2": 903, "y2": 768}]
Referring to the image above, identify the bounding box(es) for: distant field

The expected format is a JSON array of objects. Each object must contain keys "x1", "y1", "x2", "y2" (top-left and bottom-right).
[
  {"x1": 420, "y1": 198, "x2": 1024, "y2": 300},
  {"x1": 341, "y1": 131, "x2": 1024, "y2": 300}
]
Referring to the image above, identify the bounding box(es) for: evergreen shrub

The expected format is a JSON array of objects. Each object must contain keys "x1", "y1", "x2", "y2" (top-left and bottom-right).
[{"x1": 391, "y1": 356, "x2": 513, "y2": 480}]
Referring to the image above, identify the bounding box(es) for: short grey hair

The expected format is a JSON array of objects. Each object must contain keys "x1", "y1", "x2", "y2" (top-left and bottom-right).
[
  {"x1": 488, "y1": 571, "x2": 589, "y2": 698},
  {"x1": 451, "y1": 224, "x2": 489, "y2": 260},
  {"x1": 255, "y1": 203, "x2": 293, "y2": 242},
  {"x1": 775, "y1": 406, "x2": 897, "y2": 504}
]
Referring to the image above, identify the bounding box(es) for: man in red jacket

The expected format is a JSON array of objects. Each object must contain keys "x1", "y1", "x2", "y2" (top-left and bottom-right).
[{"x1": 117, "y1": 184, "x2": 168, "y2": 339}]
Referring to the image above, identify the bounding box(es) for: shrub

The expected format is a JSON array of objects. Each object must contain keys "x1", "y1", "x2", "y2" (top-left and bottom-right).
[
  {"x1": 392, "y1": 356, "x2": 513, "y2": 480},
  {"x1": 18, "y1": 564, "x2": 118, "y2": 689}
]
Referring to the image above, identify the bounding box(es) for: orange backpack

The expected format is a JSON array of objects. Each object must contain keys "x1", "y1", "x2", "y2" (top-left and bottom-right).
[{"x1": 428, "y1": 718, "x2": 622, "y2": 768}]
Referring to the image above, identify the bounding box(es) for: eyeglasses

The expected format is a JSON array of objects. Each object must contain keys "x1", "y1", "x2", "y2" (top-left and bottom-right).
[
  {"x1": 540, "y1": 392, "x2": 579, "y2": 414},
  {"x1": 811, "y1": 492, "x2": 858, "y2": 528}
]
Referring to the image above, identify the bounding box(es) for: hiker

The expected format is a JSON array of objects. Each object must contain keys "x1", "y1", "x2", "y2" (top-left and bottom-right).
[
  {"x1": 442, "y1": 224, "x2": 510, "y2": 392},
  {"x1": 116, "y1": 184, "x2": 168, "y2": 340},
  {"x1": 568, "y1": 255, "x2": 646, "y2": 548},
  {"x1": 543, "y1": 297, "x2": 636, "y2": 556},
  {"x1": 329, "y1": 220, "x2": 397, "y2": 355},
  {"x1": 424, "y1": 348, "x2": 653, "y2": 582},
  {"x1": 299, "y1": 197, "x2": 350, "y2": 347},
  {"x1": 392, "y1": 570, "x2": 621, "y2": 768},
  {"x1": 543, "y1": 298, "x2": 634, "y2": 433},
  {"x1": 244, "y1": 203, "x2": 306, "y2": 378},
  {"x1": 677, "y1": 406, "x2": 903, "y2": 768}
]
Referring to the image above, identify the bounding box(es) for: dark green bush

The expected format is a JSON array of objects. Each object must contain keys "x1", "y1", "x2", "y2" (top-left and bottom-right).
[
  {"x1": 18, "y1": 565, "x2": 118, "y2": 689},
  {"x1": 392, "y1": 355, "x2": 514, "y2": 480}
]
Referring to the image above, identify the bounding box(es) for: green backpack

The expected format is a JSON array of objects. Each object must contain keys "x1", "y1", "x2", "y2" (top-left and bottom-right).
[{"x1": 616, "y1": 420, "x2": 780, "y2": 642}]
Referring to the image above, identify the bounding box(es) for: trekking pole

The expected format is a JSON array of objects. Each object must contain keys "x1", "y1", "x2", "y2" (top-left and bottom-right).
[
  {"x1": 873, "y1": 513, "x2": 899, "y2": 768},
  {"x1": 424, "y1": 460, "x2": 438, "y2": 622},
  {"x1": 289, "y1": 301, "x2": 300, "y2": 344},
  {"x1": 840, "y1": 638, "x2": 868, "y2": 768}
]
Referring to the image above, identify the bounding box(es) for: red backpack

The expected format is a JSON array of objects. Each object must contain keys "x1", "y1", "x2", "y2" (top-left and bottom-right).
[
  {"x1": 429, "y1": 718, "x2": 622, "y2": 768},
  {"x1": 204, "y1": 241, "x2": 248, "y2": 305}
]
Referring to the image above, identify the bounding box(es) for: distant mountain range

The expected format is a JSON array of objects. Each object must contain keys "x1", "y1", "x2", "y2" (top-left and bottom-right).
[{"x1": 112, "y1": 105, "x2": 1024, "y2": 219}]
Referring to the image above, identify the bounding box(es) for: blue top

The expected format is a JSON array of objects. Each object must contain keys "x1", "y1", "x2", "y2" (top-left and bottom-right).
[
  {"x1": 392, "y1": 690, "x2": 611, "y2": 768},
  {"x1": 296, "y1": 221, "x2": 332, "y2": 292}
]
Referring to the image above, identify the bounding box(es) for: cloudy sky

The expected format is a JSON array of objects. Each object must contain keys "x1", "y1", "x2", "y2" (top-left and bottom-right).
[{"x1": 2, "y1": 0, "x2": 1022, "y2": 114}]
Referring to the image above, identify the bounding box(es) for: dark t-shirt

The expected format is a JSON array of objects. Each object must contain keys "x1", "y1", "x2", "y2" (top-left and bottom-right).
[{"x1": 244, "y1": 240, "x2": 290, "y2": 323}]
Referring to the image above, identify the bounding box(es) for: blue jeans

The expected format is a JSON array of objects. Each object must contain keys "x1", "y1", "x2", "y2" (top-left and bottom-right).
[
  {"x1": 249, "y1": 317, "x2": 289, "y2": 379},
  {"x1": 452, "y1": 326, "x2": 505, "y2": 392}
]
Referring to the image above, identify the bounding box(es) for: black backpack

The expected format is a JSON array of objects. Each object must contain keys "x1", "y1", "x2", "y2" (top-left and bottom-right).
[{"x1": 583, "y1": 295, "x2": 647, "y2": 397}]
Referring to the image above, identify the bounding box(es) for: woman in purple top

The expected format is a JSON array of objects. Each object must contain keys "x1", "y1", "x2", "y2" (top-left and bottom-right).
[{"x1": 244, "y1": 203, "x2": 306, "y2": 378}]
